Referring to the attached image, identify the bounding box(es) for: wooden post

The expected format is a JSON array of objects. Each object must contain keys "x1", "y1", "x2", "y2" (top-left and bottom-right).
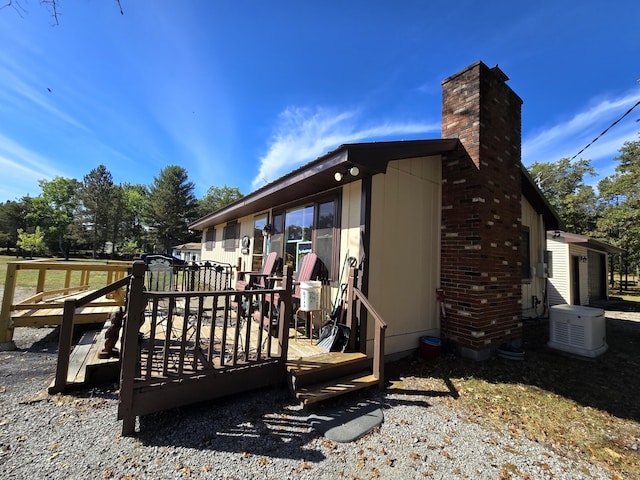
[
  {"x1": 0, "y1": 262, "x2": 18, "y2": 348},
  {"x1": 50, "y1": 299, "x2": 76, "y2": 393},
  {"x1": 276, "y1": 265, "x2": 292, "y2": 360},
  {"x1": 373, "y1": 318, "x2": 386, "y2": 389},
  {"x1": 118, "y1": 260, "x2": 147, "y2": 436},
  {"x1": 36, "y1": 267, "x2": 46, "y2": 293}
]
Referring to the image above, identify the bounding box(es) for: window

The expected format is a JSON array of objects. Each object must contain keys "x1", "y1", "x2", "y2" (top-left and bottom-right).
[
  {"x1": 521, "y1": 226, "x2": 531, "y2": 280},
  {"x1": 204, "y1": 228, "x2": 215, "y2": 251},
  {"x1": 271, "y1": 195, "x2": 339, "y2": 280},
  {"x1": 285, "y1": 205, "x2": 314, "y2": 272},
  {"x1": 223, "y1": 221, "x2": 239, "y2": 250}
]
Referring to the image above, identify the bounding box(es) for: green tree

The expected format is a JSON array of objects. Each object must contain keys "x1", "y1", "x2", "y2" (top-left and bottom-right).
[
  {"x1": 146, "y1": 166, "x2": 198, "y2": 254},
  {"x1": 27, "y1": 176, "x2": 80, "y2": 259},
  {"x1": 79, "y1": 165, "x2": 117, "y2": 258},
  {"x1": 528, "y1": 158, "x2": 597, "y2": 234},
  {"x1": 0, "y1": 197, "x2": 32, "y2": 253},
  {"x1": 16, "y1": 226, "x2": 45, "y2": 258},
  {"x1": 595, "y1": 134, "x2": 640, "y2": 276},
  {"x1": 197, "y1": 185, "x2": 244, "y2": 218},
  {"x1": 119, "y1": 183, "x2": 149, "y2": 256}
]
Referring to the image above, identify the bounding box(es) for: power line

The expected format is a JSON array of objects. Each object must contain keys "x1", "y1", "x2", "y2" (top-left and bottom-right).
[{"x1": 570, "y1": 97, "x2": 640, "y2": 161}]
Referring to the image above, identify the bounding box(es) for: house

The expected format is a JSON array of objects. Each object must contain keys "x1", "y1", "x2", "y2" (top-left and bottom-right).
[
  {"x1": 189, "y1": 61, "x2": 561, "y2": 361},
  {"x1": 546, "y1": 231, "x2": 623, "y2": 307},
  {"x1": 171, "y1": 242, "x2": 202, "y2": 263}
]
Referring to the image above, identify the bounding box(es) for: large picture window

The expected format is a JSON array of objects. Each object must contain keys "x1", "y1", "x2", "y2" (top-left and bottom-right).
[{"x1": 270, "y1": 195, "x2": 339, "y2": 281}]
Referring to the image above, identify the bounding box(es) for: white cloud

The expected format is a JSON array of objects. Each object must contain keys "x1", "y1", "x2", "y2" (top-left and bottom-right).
[
  {"x1": 251, "y1": 106, "x2": 440, "y2": 190},
  {"x1": 523, "y1": 91, "x2": 640, "y2": 168}
]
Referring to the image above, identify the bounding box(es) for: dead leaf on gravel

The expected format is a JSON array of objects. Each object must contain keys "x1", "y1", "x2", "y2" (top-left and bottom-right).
[
  {"x1": 498, "y1": 469, "x2": 511, "y2": 479},
  {"x1": 409, "y1": 452, "x2": 420, "y2": 460},
  {"x1": 296, "y1": 462, "x2": 312, "y2": 472},
  {"x1": 102, "y1": 469, "x2": 114, "y2": 478}
]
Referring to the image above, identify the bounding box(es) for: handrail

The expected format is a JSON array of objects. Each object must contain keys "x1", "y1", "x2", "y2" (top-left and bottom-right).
[
  {"x1": 50, "y1": 273, "x2": 132, "y2": 394},
  {"x1": 0, "y1": 259, "x2": 130, "y2": 346},
  {"x1": 346, "y1": 267, "x2": 387, "y2": 389}
]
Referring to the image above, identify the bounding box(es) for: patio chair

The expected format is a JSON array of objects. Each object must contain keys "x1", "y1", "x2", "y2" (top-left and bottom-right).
[
  {"x1": 231, "y1": 252, "x2": 281, "y2": 316},
  {"x1": 238, "y1": 251, "x2": 281, "y2": 290}
]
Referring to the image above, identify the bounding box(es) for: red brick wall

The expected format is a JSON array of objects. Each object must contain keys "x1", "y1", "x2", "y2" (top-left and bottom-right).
[{"x1": 440, "y1": 62, "x2": 523, "y2": 358}]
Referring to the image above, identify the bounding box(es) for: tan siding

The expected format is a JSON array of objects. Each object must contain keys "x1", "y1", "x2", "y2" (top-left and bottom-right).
[
  {"x1": 199, "y1": 213, "x2": 261, "y2": 272},
  {"x1": 520, "y1": 198, "x2": 547, "y2": 317},
  {"x1": 368, "y1": 156, "x2": 441, "y2": 355},
  {"x1": 340, "y1": 181, "x2": 363, "y2": 264},
  {"x1": 547, "y1": 240, "x2": 570, "y2": 305}
]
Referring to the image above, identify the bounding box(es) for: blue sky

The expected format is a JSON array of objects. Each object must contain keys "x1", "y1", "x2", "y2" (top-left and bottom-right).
[{"x1": 0, "y1": 1, "x2": 638, "y2": 202}]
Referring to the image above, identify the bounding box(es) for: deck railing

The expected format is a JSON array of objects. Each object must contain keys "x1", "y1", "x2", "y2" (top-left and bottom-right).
[
  {"x1": 345, "y1": 267, "x2": 387, "y2": 388},
  {"x1": 118, "y1": 261, "x2": 293, "y2": 435},
  {"x1": 0, "y1": 259, "x2": 130, "y2": 347},
  {"x1": 49, "y1": 274, "x2": 133, "y2": 393},
  {"x1": 175, "y1": 261, "x2": 234, "y2": 292}
]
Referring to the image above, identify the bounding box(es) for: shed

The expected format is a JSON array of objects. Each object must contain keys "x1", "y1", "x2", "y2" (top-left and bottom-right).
[{"x1": 546, "y1": 231, "x2": 624, "y2": 306}]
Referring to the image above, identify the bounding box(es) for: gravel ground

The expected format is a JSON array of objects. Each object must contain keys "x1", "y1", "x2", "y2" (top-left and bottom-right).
[{"x1": 0, "y1": 327, "x2": 615, "y2": 480}]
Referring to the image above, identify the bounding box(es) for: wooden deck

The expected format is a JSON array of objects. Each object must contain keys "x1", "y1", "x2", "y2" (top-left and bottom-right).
[{"x1": 57, "y1": 312, "x2": 326, "y2": 390}]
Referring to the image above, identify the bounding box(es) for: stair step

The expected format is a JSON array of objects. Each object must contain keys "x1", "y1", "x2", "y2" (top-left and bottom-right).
[
  {"x1": 287, "y1": 351, "x2": 371, "y2": 391},
  {"x1": 295, "y1": 371, "x2": 379, "y2": 405},
  {"x1": 287, "y1": 351, "x2": 368, "y2": 375}
]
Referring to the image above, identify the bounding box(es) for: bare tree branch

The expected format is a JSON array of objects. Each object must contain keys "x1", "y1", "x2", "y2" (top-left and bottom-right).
[
  {"x1": 1, "y1": 0, "x2": 28, "y2": 19},
  {"x1": 40, "y1": 0, "x2": 60, "y2": 26},
  {"x1": 2, "y1": 0, "x2": 123, "y2": 24}
]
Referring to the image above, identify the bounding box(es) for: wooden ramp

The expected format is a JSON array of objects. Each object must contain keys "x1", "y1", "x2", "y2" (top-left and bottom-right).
[{"x1": 48, "y1": 322, "x2": 120, "y2": 392}]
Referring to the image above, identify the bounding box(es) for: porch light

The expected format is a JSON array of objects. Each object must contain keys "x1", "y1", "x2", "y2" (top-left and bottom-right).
[
  {"x1": 262, "y1": 224, "x2": 272, "y2": 237},
  {"x1": 334, "y1": 165, "x2": 360, "y2": 182}
]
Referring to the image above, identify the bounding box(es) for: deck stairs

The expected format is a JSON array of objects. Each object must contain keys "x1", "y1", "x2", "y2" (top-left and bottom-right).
[{"x1": 287, "y1": 351, "x2": 378, "y2": 405}]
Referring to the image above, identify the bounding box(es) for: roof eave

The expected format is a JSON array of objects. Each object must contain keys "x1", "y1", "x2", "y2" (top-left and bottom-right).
[{"x1": 190, "y1": 139, "x2": 461, "y2": 230}]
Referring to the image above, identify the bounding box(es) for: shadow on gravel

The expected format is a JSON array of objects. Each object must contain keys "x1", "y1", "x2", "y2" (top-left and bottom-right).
[{"x1": 135, "y1": 386, "x2": 329, "y2": 461}]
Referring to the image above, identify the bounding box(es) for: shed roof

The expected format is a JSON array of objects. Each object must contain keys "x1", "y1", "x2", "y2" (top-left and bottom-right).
[{"x1": 547, "y1": 231, "x2": 625, "y2": 254}]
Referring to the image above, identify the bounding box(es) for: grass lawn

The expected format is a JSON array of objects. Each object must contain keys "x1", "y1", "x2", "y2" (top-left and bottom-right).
[{"x1": 0, "y1": 254, "x2": 129, "y2": 299}]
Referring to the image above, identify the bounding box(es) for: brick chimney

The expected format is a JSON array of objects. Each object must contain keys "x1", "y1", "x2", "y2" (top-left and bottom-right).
[{"x1": 440, "y1": 61, "x2": 523, "y2": 360}]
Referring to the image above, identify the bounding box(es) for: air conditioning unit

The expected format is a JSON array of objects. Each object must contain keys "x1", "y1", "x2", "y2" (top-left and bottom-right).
[{"x1": 548, "y1": 305, "x2": 607, "y2": 358}]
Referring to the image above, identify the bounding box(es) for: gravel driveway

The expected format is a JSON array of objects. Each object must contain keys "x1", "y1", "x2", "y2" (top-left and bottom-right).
[{"x1": 0, "y1": 325, "x2": 613, "y2": 480}]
